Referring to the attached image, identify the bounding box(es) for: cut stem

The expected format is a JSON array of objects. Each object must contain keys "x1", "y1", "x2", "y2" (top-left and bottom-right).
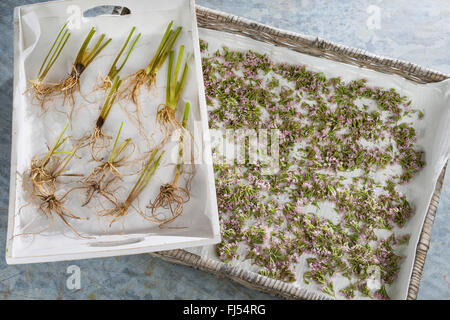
[
  {"x1": 52, "y1": 146, "x2": 80, "y2": 178},
  {"x1": 37, "y1": 22, "x2": 71, "y2": 82},
  {"x1": 74, "y1": 27, "x2": 112, "y2": 75},
  {"x1": 127, "y1": 149, "x2": 164, "y2": 206},
  {"x1": 60, "y1": 27, "x2": 111, "y2": 110},
  {"x1": 40, "y1": 122, "x2": 70, "y2": 168},
  {"x1": 97, "y1": 75, "x2": 122, "y2": 129},
  {"x1": 99, "y1": 149, "x2": 164, "y2": 226},
  {"x1": 173, "y1": 101, "x2": 190, "y2": 185},
  {"x1": 108, "y1": 121, "x2": 132, "y2": 163},
  {"x1": 166, "y1": 46, "x2": 189, "y2": 111},
  {"x1": 124, "y1": 21, "x2": 182, "y2": 105},
  {"x1": 81, "y1": 122, "x2": 133, "y2": 207},
  {"x1": 155, "y1": 46, "x2": 189, "y2": 138},
  {"x1": 145, "y1": 21, "x2": 182, "y2": 77},
  {"x1": 104, "y1": 27, "x2": 141, "y2": 88},
  {"x1": 147, "y1": 101, "x2": 191, "y2": 226},
  {"x1": 28, "y1": 22, "x2": 71, "y2": 108},
  {"x1": 29, "y1": 123, "x2": 82, "y2": 196},
  {"x1": 86, "y1": 76, "x2": 122, "y2": 160}
]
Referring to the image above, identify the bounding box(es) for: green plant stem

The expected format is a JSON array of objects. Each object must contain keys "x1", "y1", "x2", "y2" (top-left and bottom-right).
[
  {"x1": 97, "y1": 76, "x2": 122, "y2": 128},
  {"x1": 166, "y1": 46, "x2": 189, "y2": 110},
  {"x1": 38, "y1": 22, "x2": 71, "y2": 81},
  {"x1": 106, "y1": 27, "x2": 141, "y2": 82},
  {"x1": 144, "y1": 21, "x2": 173, "y2": 74},
  {"x1": 41, "y1": 122, "x2": 70, "y2": 167},
  {"x1": 173, "y1": 101, "x2": 190, "y2": 185},
  {"x1": 53, "y1": 146, "x2": 79, "y2": 177},
  {"x1": 126, "y1": 149, "x2": 164, "y2": 206},
  {"x1": 74, "y1": 27, "x2": 111, "y2": 75},
  {"x1": 144, "y1": 21, "x2": 182, "y2": 77},
  {"x1": 108, "y1": 121, "x2": 131, "y2": 163}
]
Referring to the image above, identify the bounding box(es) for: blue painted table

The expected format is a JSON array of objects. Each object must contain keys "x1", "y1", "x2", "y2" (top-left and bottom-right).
[{"x1": 0, "y1": 0, "x2": 448, "y2": 299}]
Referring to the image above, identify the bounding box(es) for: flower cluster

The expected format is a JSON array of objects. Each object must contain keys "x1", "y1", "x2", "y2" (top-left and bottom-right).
[{"x1": 200, "y1": 40, "x2": 425, "y2": 299}]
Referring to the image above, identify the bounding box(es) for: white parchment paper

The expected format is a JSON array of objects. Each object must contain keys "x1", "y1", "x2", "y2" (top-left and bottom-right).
[{"x1": 186, "y1": 28, "x2": 450, "y2": 300}]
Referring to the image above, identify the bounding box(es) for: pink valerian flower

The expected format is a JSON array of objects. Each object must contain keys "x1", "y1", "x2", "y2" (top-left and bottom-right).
[
  {"x1": 303, "y1": 182, "x2": 313, "y2": 189},
  {"x1": 374, "y1": 292, "x2": 389, "y2": 300},
  {"x1": 202, "y1": 41, "x2": 423, "y2": 298},
  {"x1": 294, "y1": 204, "x2": 303, "y2": 215}
]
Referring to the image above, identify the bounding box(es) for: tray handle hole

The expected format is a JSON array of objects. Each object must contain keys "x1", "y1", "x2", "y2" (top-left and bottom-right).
[
  {"x1": 88, "y1": 237, "x2": 144, "y2": 247},
  {"x1": 83, "y1": 5, "x2": 131, "y2": 18}
]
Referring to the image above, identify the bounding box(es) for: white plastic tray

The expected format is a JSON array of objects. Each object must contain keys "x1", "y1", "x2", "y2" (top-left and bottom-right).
[{"x1": 6, "y1": 0, "x2": 220, "y2": 264}]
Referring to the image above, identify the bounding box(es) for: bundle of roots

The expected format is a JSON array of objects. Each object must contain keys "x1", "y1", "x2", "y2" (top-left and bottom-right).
[
  {"x1": 125, "y1": 70, "x2": 156, "y2": 106},
  {"x1": 80, "y1": 171, "x2": 119, "y2": 208},
  {"x1": 79, "y1": 75, "x2": 122, "y2": 160},
  {"x1": 28, "y1": 26, "x2": 111, "y2": 118},
  {"x1": 79, "y1": 122, "x2": 134, "y2": 207},
  {"x1": 155, "y1": 45, "x2": 189, "y2": 146},
  {"x1": 146, "y1": 182, "x2": 190, "y2": 226},
  {"x1": 120, "y1": 21, "x2": 181, "y2": 108},
  {"x1": 87, "y1": 126, "x2": 111, "y2": 160},
  {"x1": 155, "y1": 104, "x2": 182, "y2": 141},
  {"x1": 59, "y1": 64, "x2": 84, "y2": 107},
  {"x1": 34, "y1": 188, "x2": 90, "y2": 239},
  {"x1": 27, "y1": 22, "x2": 70, "y2": 110},
  {"x1": 27, "y1": 123, "x2": 81, "y2": 196},
  {"x1": 146, "y1": 102, "x2": 194, "y2": 227},
  {"x1": 98, "y1": 148, "x2": 164, "y2": 227},
  {"x1": 29, "y1": 152, "x2": 81, "y2": 196},
  {"x1": 28, "y1": 81, "x2": 60, "y2": 110},
  {"x1": 19, "y1": 124, "x2": 89, "y2": 238}
]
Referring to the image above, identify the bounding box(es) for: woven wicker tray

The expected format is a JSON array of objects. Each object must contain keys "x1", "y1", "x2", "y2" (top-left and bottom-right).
[{"x1": 150, "y1": 5, "x2": 449, "y2": 300}]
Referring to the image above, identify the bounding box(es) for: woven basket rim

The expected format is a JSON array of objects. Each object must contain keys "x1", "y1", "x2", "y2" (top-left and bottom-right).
[
  {"x1": 195, "y1": 4, "x2": 449, "y2": 83},
  {"x1": 152, "y1": 5, "x2": 448, "y2": 300}
]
